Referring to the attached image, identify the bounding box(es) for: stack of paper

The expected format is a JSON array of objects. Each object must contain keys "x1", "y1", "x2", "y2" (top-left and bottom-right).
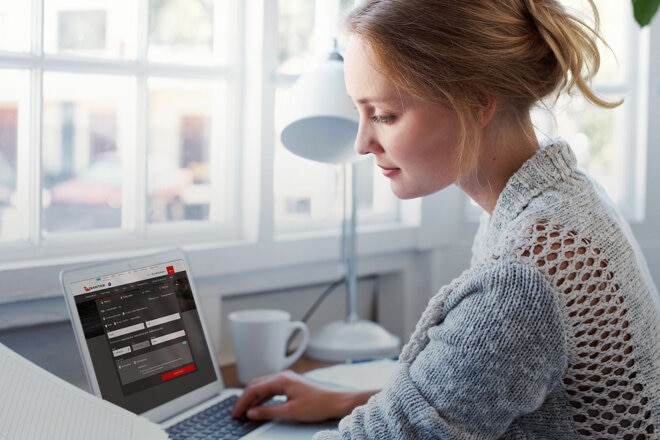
[
  {"x1": 0, "y1": 343, "x2": 168, "y2": 440},
  {"x1": 304, "y1": 358, "x2": 398, "y2": 391}
]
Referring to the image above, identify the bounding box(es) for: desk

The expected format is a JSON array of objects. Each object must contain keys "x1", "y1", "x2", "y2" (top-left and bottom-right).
[{"x1": 221, "y1": 356, "x2": 334, "y2": 388}]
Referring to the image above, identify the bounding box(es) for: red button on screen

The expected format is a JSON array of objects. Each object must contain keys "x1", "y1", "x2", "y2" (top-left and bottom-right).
[
  {"x1": 161, "y1": 363, "x2": 196, "y2": 381},
  {"x1": 166, "y1": 265, "x2": 175, "y2": 275}
]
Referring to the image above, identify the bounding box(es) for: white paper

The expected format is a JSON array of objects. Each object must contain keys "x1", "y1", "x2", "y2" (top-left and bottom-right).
[
  {"x1": 0, "y1": 343, "x2": 168, "y2": 440},
  {"x1": 304, "y1": 358, "x2": 398, "y2": 391}
]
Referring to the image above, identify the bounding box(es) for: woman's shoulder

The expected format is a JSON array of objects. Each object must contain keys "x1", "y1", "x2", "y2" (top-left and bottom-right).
[
  {"x1": 431, "y1": 257, "x2": 561, "y2": 323},
  {"x1": 401, "y1": 257, "x2": 566, "y2": 363}
]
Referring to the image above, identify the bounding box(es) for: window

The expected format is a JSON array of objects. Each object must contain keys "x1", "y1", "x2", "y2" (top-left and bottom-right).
[
  {"x1": 532, "y1": 0, "x2": 649, "y2": 221},
  {"x1": 0, "y1": 0, "x2": 656, "y2": 313},
  {"x1": 0, "y1": 0, "x2": 237, "y2": 249},
  {"x1": 0, "y1": 69, "x2": 28, "y2": 242},
  {"x1": 0, "y1": 0, "x2": 401, "y2": 268}
]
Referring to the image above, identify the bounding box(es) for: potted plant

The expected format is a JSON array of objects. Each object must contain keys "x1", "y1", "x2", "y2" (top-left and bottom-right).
[{"x1": 633, "y1": 0, "x2": 659, "y2": 27}]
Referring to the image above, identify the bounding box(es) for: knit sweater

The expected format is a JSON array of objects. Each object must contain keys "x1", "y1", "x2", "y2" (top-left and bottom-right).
[{"x1": 314, "y1": 141, "x2": 660, "y2": 439}]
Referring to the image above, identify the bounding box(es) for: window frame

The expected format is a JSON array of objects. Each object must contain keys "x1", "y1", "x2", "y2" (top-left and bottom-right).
[
  {"x1": 0, "y1": 0, "x2": 419, "y2": 312},
  {"x1": 0, "y1": 1, "x2": 658, "y2": 335}
]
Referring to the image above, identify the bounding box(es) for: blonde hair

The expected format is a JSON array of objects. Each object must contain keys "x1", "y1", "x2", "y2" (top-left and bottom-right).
[{"x1": 345, "y1": 0, "x2": 621, "y2": 176}]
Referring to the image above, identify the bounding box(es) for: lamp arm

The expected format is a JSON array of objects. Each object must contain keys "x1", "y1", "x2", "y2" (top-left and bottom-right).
[{"x1": 344, "y1": 162, "x2": 359, "y2": 323}]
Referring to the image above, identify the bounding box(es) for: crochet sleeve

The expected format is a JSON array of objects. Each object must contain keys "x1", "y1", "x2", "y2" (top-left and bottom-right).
[{"x1": 314, "y1": 261, "x2": 567, "y2": 439}]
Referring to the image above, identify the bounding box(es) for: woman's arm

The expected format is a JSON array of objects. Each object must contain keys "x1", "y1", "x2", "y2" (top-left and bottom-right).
[{"x1": 329, "y1": 262, "x2": 567, "y2": 439}]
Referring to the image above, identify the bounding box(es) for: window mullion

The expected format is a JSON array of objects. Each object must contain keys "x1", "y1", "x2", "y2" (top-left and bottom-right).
[
  {"x1": 260, "y1": 0, "x2": 279, "y2": 243},
  {"x1": 239, "y1": 0, "x2": 276, "y2": 243},
  {"x1": 630, "y1": 21, "x2": 651, "y2": 222},
  {"x1": 27, "y1": 0, "x2": 44, "y2": 244},
  {"x1": 122, "y1": 76, "x2": 147, "y2": 233},
  {"x1": 633, "y1": 19, "x2": 660, "y2": 239},
  {"x1": 28, "y1": 67, "x2": 43, "y2": 244},
  {"x1": 208, "y1": 0, "x2": 237, "y2": 227},
  {"x1": 125, "y1": 0, "x2": 151, "y2": 233}
]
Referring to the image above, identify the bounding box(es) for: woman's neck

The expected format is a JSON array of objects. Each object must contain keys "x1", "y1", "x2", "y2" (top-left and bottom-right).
[{"x1": 458, "y1": 113, "x2": 539, "y2": 214}]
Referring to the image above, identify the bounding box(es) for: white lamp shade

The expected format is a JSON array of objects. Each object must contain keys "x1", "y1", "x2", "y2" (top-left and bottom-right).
[{"x1": 280, "y1": 58, "x2": 360, "y2": 164}]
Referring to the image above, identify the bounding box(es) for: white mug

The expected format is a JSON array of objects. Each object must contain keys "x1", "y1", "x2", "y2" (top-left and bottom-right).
[{"x1": 228, "y1": 309, "x2": 310, "y2": 385}]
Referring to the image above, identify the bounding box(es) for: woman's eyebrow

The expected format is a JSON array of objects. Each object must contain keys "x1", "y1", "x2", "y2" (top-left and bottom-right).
[{"x1": 354, "y1": 95, "x2": 403, "y2": 107}]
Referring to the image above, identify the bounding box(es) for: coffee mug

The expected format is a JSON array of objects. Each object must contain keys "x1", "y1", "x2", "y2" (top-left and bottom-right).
[{"x1": 228, "y1": 309, "x2": 310, "y2": 385}]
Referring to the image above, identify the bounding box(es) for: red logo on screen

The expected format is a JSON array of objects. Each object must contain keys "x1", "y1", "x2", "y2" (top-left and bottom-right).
[{"x1": 166, "y1": 265, "x2": 175, "y2": 275}]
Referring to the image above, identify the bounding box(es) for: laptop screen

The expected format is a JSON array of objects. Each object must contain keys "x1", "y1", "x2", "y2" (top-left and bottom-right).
[{"x1": 70, "y1": 257, "x2": 218, "y2": 415}]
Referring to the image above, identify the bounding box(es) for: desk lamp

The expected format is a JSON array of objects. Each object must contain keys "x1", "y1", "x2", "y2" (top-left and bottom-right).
[{"x1": 280, "y1": 51, "x2": 400, "y2": 362}]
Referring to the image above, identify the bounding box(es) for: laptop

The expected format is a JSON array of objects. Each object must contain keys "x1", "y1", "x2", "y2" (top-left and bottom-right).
[{"x1": 61, "y1": 248, "x2": 336, "y2": 439}]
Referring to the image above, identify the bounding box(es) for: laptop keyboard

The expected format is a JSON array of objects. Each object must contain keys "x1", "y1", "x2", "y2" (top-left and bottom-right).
[{"x1": 166, "y1": 395, "x2": 265, "y2": 440}]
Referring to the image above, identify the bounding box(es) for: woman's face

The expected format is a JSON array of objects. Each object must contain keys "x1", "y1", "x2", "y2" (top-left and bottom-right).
[{"x1": 344, "y1": 36, "x2": 463, "y2": 199}]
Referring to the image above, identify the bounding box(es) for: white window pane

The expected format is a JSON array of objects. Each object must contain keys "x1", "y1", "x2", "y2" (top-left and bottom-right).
[
  {"x1": 274, "y1": 145, "x2": 341, "y2": 227},
  {"x1": 534, "y1": 94, "x2": 631, "y2": 207},
  {"x1": 0, "y1": 1, "x2": 31, "y2": 53},
  {"x1": 278, "y1": 0, "x2": 359, "y2": 73},
  {"x1": 0, "y1": 70, "x2": 29, "y2": 242},
  {"x1": 355, "y1": 157, "x2": 400, "y2": 223},
  {"x1": 148, "y1": 78, "x2": 224, "y2": 224},
  {"x1": 44, "y1": 0, "x2": 138, "y2": 59},
  {"x1": 595, "y1": 1, "x2": 633, "y2": 84},
  {"x1": 560, "y1": 0, "x2": 631, "y2": 85},
  {"x1": 533, "y1": 0, "x2": 644, "y2": 220},
  {"x1": 42, "y1": 72, "x2": 134, "y2": 233},
  {"x1": 149, "y1": 0, "x2": 222, "y2": 65},
  {"x1": 278, "y1": 0, "x2": 316, "y2": 73},
  {"x1": 274, "y1": 146, "x2": 398, "y2": 233}
]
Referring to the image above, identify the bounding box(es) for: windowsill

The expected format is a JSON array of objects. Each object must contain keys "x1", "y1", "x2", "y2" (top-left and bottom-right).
[
  {"x1": 0, "y1": 222, "x2": 422, "y2": 322},
  {"x1": 0, "y1": 188, "x2": 479, "y2": 311}
]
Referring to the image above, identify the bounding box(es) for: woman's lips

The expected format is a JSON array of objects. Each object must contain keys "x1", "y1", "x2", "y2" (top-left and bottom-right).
[{"x1": 379, "y1": 166, "x2": 401, "y2": 178}]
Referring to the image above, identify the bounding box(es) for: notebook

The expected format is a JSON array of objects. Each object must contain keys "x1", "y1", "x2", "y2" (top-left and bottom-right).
[{"x1": 61, "y1": 248, "x2": 335, "y2": 439}]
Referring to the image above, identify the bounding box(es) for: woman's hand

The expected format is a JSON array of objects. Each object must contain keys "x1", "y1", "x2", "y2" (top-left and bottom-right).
[{"x1": 231, "y1": 370, "x2": 377, "y2": 423}]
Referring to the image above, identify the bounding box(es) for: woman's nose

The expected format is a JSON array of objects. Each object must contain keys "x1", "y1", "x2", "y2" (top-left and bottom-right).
[{"x1": 354, "y1": 122, "x2": 375, "y2": 156}]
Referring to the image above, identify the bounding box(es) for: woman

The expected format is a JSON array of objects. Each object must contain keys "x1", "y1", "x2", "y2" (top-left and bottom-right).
[{"x1": 233, "y1": 0, "x2": 660, "y2": 437}]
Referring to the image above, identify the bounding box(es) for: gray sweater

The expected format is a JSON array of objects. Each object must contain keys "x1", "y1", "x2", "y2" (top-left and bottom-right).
[{"x1": 315, "y1": 141, "x2": 660, "y2": 439}]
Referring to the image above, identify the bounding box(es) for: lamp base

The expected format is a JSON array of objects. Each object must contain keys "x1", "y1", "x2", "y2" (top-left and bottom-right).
[{"x1": 306, "y1": 319, "x2": 400, "y2": 363}]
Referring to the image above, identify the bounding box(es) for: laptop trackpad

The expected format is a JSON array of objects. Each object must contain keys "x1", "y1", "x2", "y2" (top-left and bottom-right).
[{"x1": 246, "y1": 420, "x2": 338, "y2": 439}]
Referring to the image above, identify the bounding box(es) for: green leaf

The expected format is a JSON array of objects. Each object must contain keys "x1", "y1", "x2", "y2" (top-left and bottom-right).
[{"x1": 633, "y1": 0, "x2": 660, "y2": 27}]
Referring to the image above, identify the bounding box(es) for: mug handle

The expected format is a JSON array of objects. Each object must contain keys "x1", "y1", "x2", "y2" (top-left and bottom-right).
[{"x1": 282, "y1": 321, "x2": 310, "y2": 369}]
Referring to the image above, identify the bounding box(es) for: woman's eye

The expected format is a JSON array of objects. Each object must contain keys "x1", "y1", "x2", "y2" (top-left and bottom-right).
[{"x1": 370, "y1": 115, "x2": 395, "y2": 124}]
